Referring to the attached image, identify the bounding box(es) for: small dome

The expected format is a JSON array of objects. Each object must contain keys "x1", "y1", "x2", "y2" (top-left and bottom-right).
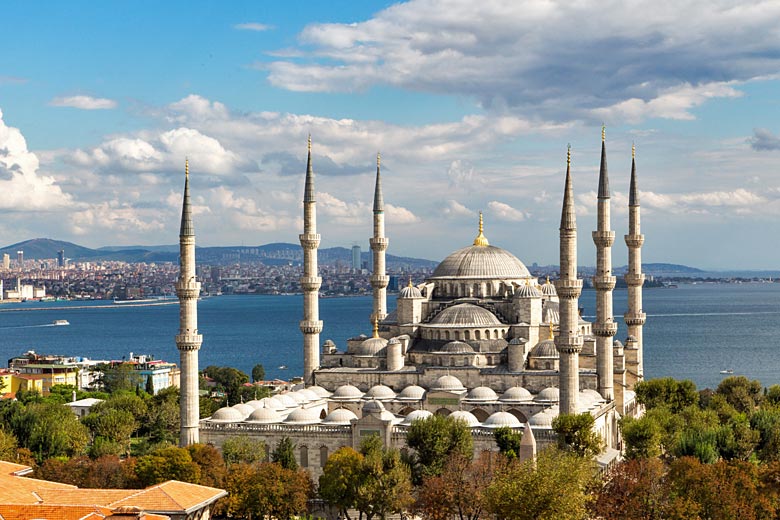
[
  {"x1": 530, "y1": 339, "x2": 558, "y2": 358},
  {"x1": 613, "y1": 339, "x2": 624, "y2": 348},
  {"x1": 626, "y1": 335, "x2": 638, "y2": 342},
  {"x1": 355, "y1": 336, "x2": 389, "y2": 357},
  {"x1": 450, "y1": 410, "x2": 480, "y2": 427},
  {"x1": 231, "y1": 403, "x2": 254, "y2": 418},
  {"x1": 529, "y1": 406, "x2": 559, "y2": 427},
  {"x1": 365, "y1": 384, "x2": 396, "y2": 400},
  {"x1": 401, "y1": 409, "x2": 433, "y2": 425},
  {"x1": 209, "y1": 407, "x2": 244, "y2": 423},
  {"x1": 535, "y1": 387, "x2": 560, "y2": 403},
  {"x1": 245, "y1": 399, "x2": 266, "y2": 410},
  {"x1": 362, "y1": 400, "x2": 397, "y2": 421},
  {"x1": 484, "y1": 411, "x2": 522, "y2": 428},
  {"x1": 275, "y1": 394, "x2": 299, "y2": 408},
  {"x1": 430, "y1": 375, "x2": 466, "y2": 392},
  {"x1": 437, "y1": 341, "x2": 475, "y2": 354},
  {"x1": 398, "y1": 385, "x2": 426, "y2": 400},
  {"x1": 540, "y1": 279, "x2": 557, "y2": 296},
  {"x1": 261, "y1": 396, "x2": 287, "y2": 411},
  {"x1": 322, "y1": 408, "x2": 358, "y2": 425},
  {"x1": 508, "y1": 337, "x2": 528, "y2": 345},
  {"x1": 332, "y1": 384, "x2": 364, "y2": 400},
  {"x1": 399, "y1": 284, "x2": 423, "y2": 299},
  {"x1": 500, "y1": 386, "x2": 533, "y2": 402},
  {"x1": 323, "y1": 339, "x2": 336, "y2": 348},
  {"x1": 430, "y1": 303, "x2": 502, "y2": 327},
  {"x1": 285, "y1": 407, "x2": 321, "y2": 425},
  {"x1": 466, "y1": 386, "x2": 499, "y2": 401},
  {"x1": 306, "y1": 385, "x2": 332, "y2": 398},
  {"x1": 247, "y1": 407, "x2": 282, "y2": 424},
  {"x1": 514, "y1": 284, "x2": 542, "y2": 298},
  {"x1": 287, "y1": 392, "x2": 307, "y2": 404},
  {"x1": 580, "y1": 389, "x2": 604, "y2": 404}
]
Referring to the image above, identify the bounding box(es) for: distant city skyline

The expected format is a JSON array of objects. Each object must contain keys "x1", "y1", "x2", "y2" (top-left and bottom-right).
[{"x1": 1, "y1": 1, "x2": 780, "y2": 269}]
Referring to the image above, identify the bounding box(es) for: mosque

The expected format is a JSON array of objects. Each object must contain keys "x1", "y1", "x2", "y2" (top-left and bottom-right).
[{"x1": 183, "y1": 131, "x2": 646, "y2": 476}]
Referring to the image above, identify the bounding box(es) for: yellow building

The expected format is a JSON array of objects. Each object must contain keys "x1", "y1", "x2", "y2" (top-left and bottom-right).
[
  {"x1": 11, "y1": 364, "x2": 78, "y2": 395},
  {"x1": 0, "y1": 370, "x2": 44, "y2": 398}
]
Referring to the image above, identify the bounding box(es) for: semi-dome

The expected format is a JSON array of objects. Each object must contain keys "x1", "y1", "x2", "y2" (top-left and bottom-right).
[
  {"x1": 431, "y1": 245, "x2": 531, "y2": 280},
  {"x1": 484, "y1": 411, "x2": 522, "y2": 428},
  {"x1": 529, "y1": 406, "x2": 559, "y2": 427},
  {"x1": 401, "y1": 409, "x2": 433, "y2": 425},
  {"x1": 365, "y1": 384, "x2": 396, "y2": 400},
  {"x1": 322, "y1": 408, "x2": 358, "y2": 425},
  {"x1": 332, "y1": 384, "x2": 364, "y2": 400},
  {"x1": 530, "y1": 339, "x2": 558, "y2": 358},
  {"x1": 430, "y1": 303, "x2": 502, "y2": 327},
  {"x1": 284, "y1": 407, "x2": 321, "y2": 425},
  {"x1": 436, "y1": 340, "x2": 475, "y2": 354},
  {"x1": 466, "y1": 386, "x2": 499, "y2": 401},
  {"x1": 209, "y1": 406, "x2": 244, "y2": 423},
  {"x1": 398, "y1": 385, "x2": 426, "y2": 400},
  {"x1": 430, "y1": 375, "x2": 466, "y2": 392},
  {"x1": 514, "y1": 284, "x2": 542, "y2": 298},
  {"x1": 500, "y1": 386, "x2": 533, "y2": 402},
  {"x1": 450, "y1": 410, "x2": 480, "y2": 427},
  {"x1": 534, "y1": 387, "x2": 560, "y2": 403},
  {"x1": 247, "y1": 407, "x2": 282, "y2": 424}
]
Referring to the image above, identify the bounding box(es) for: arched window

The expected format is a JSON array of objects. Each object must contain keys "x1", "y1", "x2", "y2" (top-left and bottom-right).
[
  {"x1": 475, "y1": 330, "x2": 481, "y2": 340},
  {"x1": 320, "y1": 446, "x2": 328, "y2": 467},
  {"x1": 465, "y1": 330, "x2": 471, "y2": 340},
  {"x1": 445, "y1": 330, "x2": 450, "y2": 340},
  {"x1": 300, "y1": 445, "x2": 309, "y2": 468}
]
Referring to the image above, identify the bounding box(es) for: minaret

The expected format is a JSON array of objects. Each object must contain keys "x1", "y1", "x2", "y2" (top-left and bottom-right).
[
  {"x1": 555, "y1": 146, "x2": 583, "y2": 415},
  {"x1": 370, "y1": 152, "x2": 389, "y2": 324},
  {"x1": 300, "y1": 136, "x2": 323, "y2": 385},
  {"x1": 593, "y1": 127, "x2": 617, "y2": 401},
  {"x1": 176, "y1": 159, "x2": 202, "y2": 447},
  {"x1": 624, "y1": 144, "x2": 646, "y2": 385}
]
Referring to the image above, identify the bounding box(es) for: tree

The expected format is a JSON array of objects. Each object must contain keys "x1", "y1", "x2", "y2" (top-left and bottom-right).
[
  {"x1": 83, "y1": 408, "x2": 136, "y2": 456},
  {"x1": 620, "y1": 415, "x2": 663, "y2": 459},
  {"x1": 406, "y1": 415, "x2": 473, "y2": 482},
  {"x1": 252, "y1": 363, "x2": 266, "y2": 383},
  {"x1": 486, "y1": 448, "x2": 595, "y2": 520},
  {"x1": 272, "y1": 437, "x2": 298, "y2": 470},
  {"x1": 141, "y1": 386, "x2": 180, "y2": 445},
  {"x1": 716, "y1": 376, "x2": 763, "y2": 415},
  {"x1": 135, "y1": 445, "x2": 201, "y2": 486},
  {"x1": 354, "y1": 435, "x2": 414, "y2": 520},
  {"x1": 145, "y1": 374, "x2": 155, "y2": 395},
  {"x1": 0, "y1": 429, "x2": 19, "y2": 462},
  {"x1": 635, "y1": 377, "x2": 698, "y2": 412},
  {"x1": 11, "y1": 402, "x2": 89, "y2": 462},
  {"x1": 319, "y1": 447, "x2": 364, "y2": 520},
  {"x1": 590, "y1": 458, "x2": 669, "y2": 520},
  {"x1": 36, "y1": 455, "x2": 139, "y2": 489},
  {"x1": 416, "y1": 451, "x2": 496, "y2": 520},
  {"x1": 95, "y1": 363, "x2": 143, "y2": 393},
  {"x1": 223, "y1": 462, "x2": 312, "y2": 520},
  {"x1": 202, "y1": 366, "x2": 249, "y2": 406},
  {"x1": 222, "y1": 435, "x2": 266, "y2": 466},
  {"x1": 552, "y1": 412, "x2": 602, "y2": 457},
  {"x1": 494, "y1": 427, "x2": 523, "y2": 459},
  {"x1": 188, "y1": 443, "x2": 227, "y2": 488}
]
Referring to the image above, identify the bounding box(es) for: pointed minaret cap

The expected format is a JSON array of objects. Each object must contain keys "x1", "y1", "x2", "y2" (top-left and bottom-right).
[
  {"x1": 598, "y1": 126, "x2": 610, "y2": 199},
  {"x1": 180, "y1": 158, "x2": 194, "y2": 237},
  {"x1": 473, "y1": 211, "x2": 489, "y2": 247},
  {"x1": 373, "y1": 151, "x2": 384, "y2": 213},
  {"x1": 304, "y1": 134, "x2": 316, "y2": 203},
  {"x1": 629, "y1": 143, "x2": 639, "y2": 207},
  {"x1": 560, "y1": 145, "x2": 577, "y2": 230}
]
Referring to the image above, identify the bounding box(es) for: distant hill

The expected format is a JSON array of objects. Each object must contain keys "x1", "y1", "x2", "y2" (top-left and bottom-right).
[
  {"x1": 614, "y1": 263, "x2": 704, "y2": 276},
  {"x1": 0, "y1": 238, "x2": 97, "y2": 260}
]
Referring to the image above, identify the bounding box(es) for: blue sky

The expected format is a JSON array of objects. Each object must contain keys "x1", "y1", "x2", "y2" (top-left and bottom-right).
[{"x1": 1, "y1": 1, "x2": 780, "y2": 269}]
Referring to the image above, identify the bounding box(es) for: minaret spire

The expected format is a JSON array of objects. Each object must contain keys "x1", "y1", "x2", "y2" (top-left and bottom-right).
[
  {"x1": 593, "y1": 130, "x2": 617, "y2": 400},
  {"x1": 176, "y1": 159, "x2": 202, "y2": 446},
  {"x1": 555, "y1": 145, "x2": 583, "y2": 415},
  {"x1": 370, "y1": 151, "x2": 389, "y2": 324},
  {"x1": 300, "y1": 136, "x2": 323, "y2": 385},
  {"x1": 624, "y1": 145, "x2": 646, "y2": 390}
]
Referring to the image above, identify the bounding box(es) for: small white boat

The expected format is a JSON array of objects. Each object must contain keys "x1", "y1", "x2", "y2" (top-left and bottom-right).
[
  {"x1": 52, "y1": 320, "x2": 70, "y2": 326},
  {"x1": 278, "y1": 365, "x2": 288, "y2": 370},
  {"x1": 720, "y1": 369, "x2": 734, "y2": 374}
]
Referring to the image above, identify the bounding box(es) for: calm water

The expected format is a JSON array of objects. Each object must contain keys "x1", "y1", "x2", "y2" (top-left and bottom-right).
[{"x1": 0, "y1": 283, "x2": 778, "y2": 390}]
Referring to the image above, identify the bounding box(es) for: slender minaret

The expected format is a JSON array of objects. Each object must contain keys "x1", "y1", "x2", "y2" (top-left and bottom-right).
[
  {"x1": 176, "y1": 159, "x2": 202, "y2": 447},
  {"x1": 300, "y1": 136, "x2": 323, "y2": 385},
  {"x1": 555, "y1": 146, "x2": 583, "y2": 416},
  {"x1": 593, "y1": 127, "x2": 617, "y2": 401},
  {"x1": 624, "y1": 144, "x2": 646, "y2": 384},
  {"x1": 370, "y1": 152, "x2": 389, "y2": 324}
]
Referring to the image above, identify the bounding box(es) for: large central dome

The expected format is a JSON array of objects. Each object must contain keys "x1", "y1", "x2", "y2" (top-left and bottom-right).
[{"x1": 431, "y1": 244, "x2": 531, "y2": 279}]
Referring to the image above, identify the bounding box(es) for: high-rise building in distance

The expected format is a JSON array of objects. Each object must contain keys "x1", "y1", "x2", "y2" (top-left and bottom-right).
[
  {"x1": 351, "y1": 244, "x2": 361, "y2": 271},
  {"x1": 57, "y1": 250, "x2": 65, "y2": 268},
  {"x1": 16, "y1": 250, "x2": 23, "y2": 269},
  {"x1": 2, "y1": 254, "x2": 9, "y2": 270}
]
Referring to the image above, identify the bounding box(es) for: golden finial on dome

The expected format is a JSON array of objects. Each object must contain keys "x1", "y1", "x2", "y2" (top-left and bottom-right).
[
  {"x1": 473, "y1": 211, "x2": 489, "y2": 247},
  {"x1": 308, "y1": 134, "x2": 312, "y2": 153},
  {"x1": 408, "y1": 275, "x2": 413, "y2": 288},
  {"x1": 549, "y1": 322, "x2": 554, "y2": 340},
  {"x1": 567, "y1": 144, "x2": 571, "y2": 165},
  {"x1": 185, "y1": 157, "x2": 189, "y2": 177},
  {"x1": 546, "y1": 276, "x2": 550, "y2": 285},
  {"x1": 632, "y1": 142, "x2": 636, "y2": 159},
  {"x1": 372, "y1": 315, "x2": 379, "y2": 338},
  {"x1": 602, "y1": 123, "x2": 606, "y2": 142}
]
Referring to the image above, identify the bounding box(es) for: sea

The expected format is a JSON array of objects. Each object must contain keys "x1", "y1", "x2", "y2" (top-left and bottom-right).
[{"x1": 0, "y1": 282, "x2": 778, "y2": 391}]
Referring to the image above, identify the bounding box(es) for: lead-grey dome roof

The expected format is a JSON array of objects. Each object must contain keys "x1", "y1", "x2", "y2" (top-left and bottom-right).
[
  {"x1": 436, "y1": 340, "x2": 475, "y2": 354},
  {"x1": 355, "y1": 336, "x2": 388, "y2": 356},
  {"x1": 430, "y1": 303, "x2": 501, "y2": 327},
  {"x1": 514, "y1": 284, "x2": 542, "y2": 298},
  {"x1": 431, "y1": 245, "x2": 531, "y2": 280},
  {"x1": 430, "y1": 375, "x2": 466, "y2": 392},
  {"x1": 530, "y1": 339, "x2": 558, "y2": 358},
  {"x1": 399, "y1": 284, "x2": 423, "y2": 299}
]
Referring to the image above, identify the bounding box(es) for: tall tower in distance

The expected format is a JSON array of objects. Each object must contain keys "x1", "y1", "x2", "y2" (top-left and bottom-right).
[
  {"x1": 624, "y1": 145, "x2": 646, "y2": 387},
  {"x1": 175, "y1": 159, "x2": 202, "y2": 446},
  {"x1": 370, "y1": 152, "x2": 389, "y2": 324},
  {"x1": 57, "y1": 249, "x2": 65, "y2": 268},
  {"x1": 300, "y1": 136, "x2": 323, "y2": 385},
  {"x1": 555, "y1": 146, "x2": 584, "y2": 415},
  {"x1": 351, "y1": 244, "x2": 361, "y2": 271},
  {"x1": 16, "y1": 250, "x2": 23, "y2": 270},
  {"x1": 593, "y1": 127, "x2": 617, "y2": 401}
]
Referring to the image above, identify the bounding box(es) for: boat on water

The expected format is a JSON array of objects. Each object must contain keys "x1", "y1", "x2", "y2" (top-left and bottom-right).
[
  {"x1": 720, "y1": 369, "x2": 734, "y2": 374},
  {"x1": 278, "y1": 365, "x2": 288, "y2": 370},
  {"x1": 52, "y1": 320, "x2": 70, "y2": 326}
]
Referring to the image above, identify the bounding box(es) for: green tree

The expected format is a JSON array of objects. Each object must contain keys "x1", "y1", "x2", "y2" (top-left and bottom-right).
[
  {"x1": 494, "y1": 426, "x2": 523, "y2": 459},
  {"x1": 188, "y1": 443, "x2": 227, "y2": 488},
  {"x1": 0, "y1": 429, "x2": 19, "y2": 461},
  {"x1": 590, "y1": 457, "x2": 670, "y2": 520},
  {"x1": 252, "y1": 363, "x2": 266, "y2": 383},
  {"x1": 83, "y1": 408, "x2": 136, "y2": 456},
  {"x1": 635, "y1": 377, "x2": 698, "y2": 412},
  {"x1": 95, "y1": 362, "x2": 143, "y2": 393},
  {"x1": 319, "y1": 447, "x2": 364, "y2": 520},
  {"x1": 552, "y1": 412, "x2": 602, "y2": 457},
  {"x1": 354, "y1": 435, "x2": 414, "y2": 520},
  {"x1": 11, "y1": 402, "x2": 89, "y2": 462},
  {"x1": 141, "y1": 386, "x2": 180, "y2": 445},
  {"x1": 145, "y1": 375, "x2": 155, "y2": 395},
  {"x1": 620, "y1": 415, "x2": 663, "y2": 459},
  {"x1": 222, "y1": 435, "x2": 266, "y2": 466},
  {"x1": 416, "y1": 451, "x2": 496, "y2": 520},
  {"x1": 486, "y1": 448, "x2": 595, "y2": 520},
  {"x1": 203, "y1": 366, "x2": 249, "y2": 406},
  {"x1": 272, "y1": 437, "x2": 298, "y2": 470},
  {"x1": 135, "y1": 445, "x2": 201, "y2": 485},
  {"x1": 716, "y1": 376, "x2": 763, "y2": 415},
  {"x1": 406, "y1": 415, "x2": 473, "y2": 482},
  {"x1": 223, "y1": 462, "x2": 312, "y2": 520}
]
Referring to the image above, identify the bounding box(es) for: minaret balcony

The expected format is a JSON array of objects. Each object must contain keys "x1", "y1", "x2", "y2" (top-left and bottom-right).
[
  {"x1": 370, "y1": 274, "x2": 389, "y2": 288},
  {"x1": 370, "y1": 237, "x2": 389, "y2": 251},
  {"x1": 299, "y1": 276, "x2": 322, "y2": 291},
  {"x1": 300, "y1": 320, "x2": 323, "y2": 334},
  {"x1": 623, "y1": 311, "x2": 647, "y2": 326},
  {"x1": 176, "y1": 333, "x2": 203, "y2": 351},
  {"x1": 176, "y1": 281, "x2": 201, "y2": 299},
  {"x1": 592, "y1": 230, "x2": 615, "y2": 247},
  {"x1": 624, "y1": 273, "x2": 645, "y2": 287},
  {"x1": 299, "y1": 233, "x2": 321, "y2": 249},
  {"x1": 593, "y1": 322, "x2": 618, "y2": 337},
  {"x1": 624, "y1": 234, "x2": 645, "y2": 248},
  {"x1": 553, "y1": 279, "x2": 582, "y2": 298},
  {"x1": 555, "y1": 335, "x2": 583, "y2": 354},
  {"x1": 592, "y1": 275, "x2": 616, "y2": 291}
]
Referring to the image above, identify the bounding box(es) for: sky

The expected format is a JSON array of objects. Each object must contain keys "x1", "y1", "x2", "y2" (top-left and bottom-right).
[{"x1": 1, "y1": 1, "x2": 780, "y2": 270}]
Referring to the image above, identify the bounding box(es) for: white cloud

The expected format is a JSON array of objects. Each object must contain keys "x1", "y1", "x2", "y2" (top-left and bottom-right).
[
  {"x1": 50, "y1": 95, "x2": 117, "y2": 110},
  {"x1": 488, "y1": 200, "x2": 529, "y2": 222},
  {"x1": 386, "y1": 203, "x2": 419, "y2": 224},
  {"x1": 443, "y1": 199, "x2": 474, "y2": 218},
  {"x1": 235, "y1": 22, "x2": 273, "y2": 31}
]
